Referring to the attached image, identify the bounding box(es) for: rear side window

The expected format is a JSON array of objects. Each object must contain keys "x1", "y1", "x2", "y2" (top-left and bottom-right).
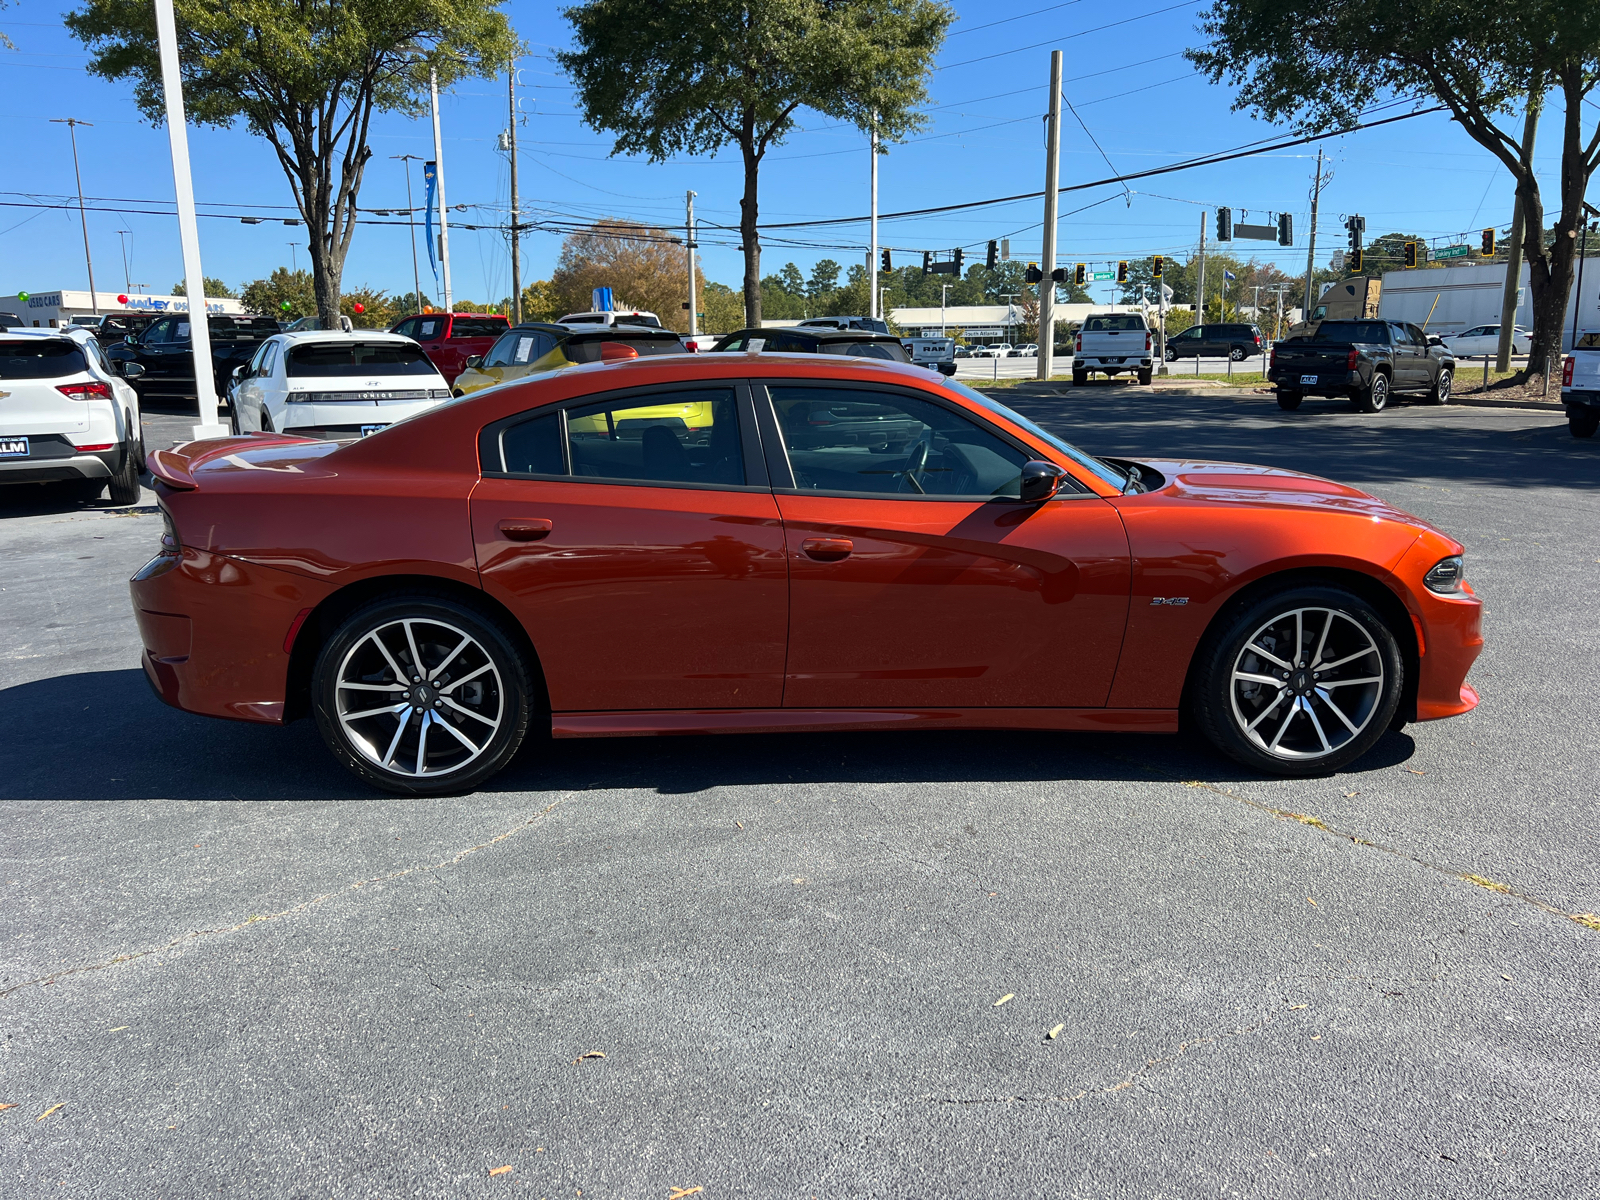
[
  {"x1": 567, "y1": 388, "x2": 742, "y2": 485},
  {"x1": 412, "y1": 317, "x2": 444, "y2": 340},
  {"x1": 0, "y1": 341, "x2": 88, "y2": 379},
  {"x1": 500, "y1": 413, "x2": 565, "y2": 474},
  {"x1": 286, "y1": 342, "x2": 438, "y2": 376},
  {"x1": 564, "y1": 336, "x2": 682, "y2": 364},
  {"x1": 1083, "y1": 316, "x2": 1144, "y2": 331},
  {"x1": 451, "y1": 318, "x2": 509, "y2": 338},
  {"x1": 819, "y1": 340, "x2": 908, "y2": 362}
]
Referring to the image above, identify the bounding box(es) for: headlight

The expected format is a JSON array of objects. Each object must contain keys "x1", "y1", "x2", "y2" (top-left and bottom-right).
[{"x1": 1423, "y1": 555, "x2": 1464, "y2": 594}]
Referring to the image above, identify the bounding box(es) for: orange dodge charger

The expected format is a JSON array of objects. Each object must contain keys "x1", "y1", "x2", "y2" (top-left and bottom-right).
[{"x1": 131, "y1": 350, "x2": 1482, "y2": 794}]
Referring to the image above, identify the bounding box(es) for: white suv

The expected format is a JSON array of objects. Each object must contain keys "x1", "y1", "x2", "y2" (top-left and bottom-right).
[
  {"x1": 227, "y1": 331, "x2": 452, "y2": 440},
  {"x1": 0, "y1": 328, "x2": 145, "y2": 505}
]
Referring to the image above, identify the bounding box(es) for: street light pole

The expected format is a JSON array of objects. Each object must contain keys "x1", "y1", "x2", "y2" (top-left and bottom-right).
[
  {"x1": 941, "y1": 283, "x2": 952, "y2": 336},
  {"x1": 869, "y1": 115, "x2": 878, "y2": 322},
  {"x1": 686, "y1": 190, "x2": 699, "y2": 339},
  {"x1": 390, "y1": 155, "x2": 425, "y2": 314},
  {"x1": 507, "y1": 60, "x2": 521, "y2": 324},
  {"x1": 1036, "y1": 51, "x2": 1063, "y2": 381},
  {"x1": 117, "y1": 229, "x2": 132, "y2": 293},
  {"x1": 429, "y1": 67, "x2": 454, "y2": 313},
  {"x1": 51, "y1": 118, "x2": 99, "y2": 315}
]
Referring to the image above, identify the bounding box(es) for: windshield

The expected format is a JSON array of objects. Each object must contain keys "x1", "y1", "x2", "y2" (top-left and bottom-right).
[
  {"x1": 0, "y1": 340, "x2": 88, "y2": 379},
  {"x1": 1084, "y1": 315, "x2": 1144, "y2": 331},
  {"x1": 1304, "y1": 321, "x2": 1388, "y2": 343},
  {"x1": 286, "y1": 341, "x2": 438, "y2": 376},
  {"x1": 942, "y1": 379, "x2": 1127, "y2": 490}
]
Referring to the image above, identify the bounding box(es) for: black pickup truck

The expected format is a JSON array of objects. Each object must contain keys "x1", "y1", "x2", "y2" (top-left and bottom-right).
[
  {"x1": 106, "y1": 312, "x2": 281, "y2": 402},
  {"x1": 1268, "y1": 319, "x2": 1455, "y2": 413}
]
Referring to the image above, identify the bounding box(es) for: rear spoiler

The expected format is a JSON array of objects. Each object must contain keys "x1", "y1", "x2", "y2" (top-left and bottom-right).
[{"x1": 147, "y1": 431, "x2": 317, "y2": 492}]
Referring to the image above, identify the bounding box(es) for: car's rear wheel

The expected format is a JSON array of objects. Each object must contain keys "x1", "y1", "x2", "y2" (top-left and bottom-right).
[
  {"x1": 1426, "y1": 368, "x2": 1453, "y2": 405},
  {"x1": 312, "y1": 595, "x2": 534, "y2": 795},
  {"x1": 1137, "y1": 368, "x2": 1153, "y2": 385},
  {"x1": 108, "y1": 436, "x2": 143, "y2": 506},
  {"x1": 1355, "y1": 372, "x2": 1390, "y2": 413},
  {"x1": 1193, "y1": 585, "x2": 1403, "y2": 776},
  {"x1": 1072, "y1": 369, "x2": 1088, "y2": 386},
  {"x1": 1164, "y1": 347, "x2": 1177, "y2": 362},
  {"x1": 1229, "y1": 345, "x2": 1247, "y2": 362},
  {"x1": 1570, "y1": 410, "x2": 1599, "y2": 438},
  {"x1": 1276, "y1": 390, "x2": 1303, "y2": 411}
]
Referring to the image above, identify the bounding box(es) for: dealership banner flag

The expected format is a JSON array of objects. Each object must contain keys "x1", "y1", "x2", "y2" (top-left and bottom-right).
[{"x1": 423, "y1": 161, "x2": 440, "y2": 283}]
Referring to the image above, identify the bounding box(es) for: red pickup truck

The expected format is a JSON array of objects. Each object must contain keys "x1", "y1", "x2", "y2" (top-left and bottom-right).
[{"x1": 389, "y1": 312, "x2": 510, "y2": 384}]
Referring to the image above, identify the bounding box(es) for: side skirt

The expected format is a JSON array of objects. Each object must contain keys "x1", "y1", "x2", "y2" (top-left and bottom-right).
[{"x1": 552, "y1": 708, "x2": 1179, "y2": 739}]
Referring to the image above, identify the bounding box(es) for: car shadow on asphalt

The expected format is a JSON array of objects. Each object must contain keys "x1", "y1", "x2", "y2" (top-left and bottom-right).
[{"x1": 0, "y1": 668, "x2": 1417, "y2": 801}]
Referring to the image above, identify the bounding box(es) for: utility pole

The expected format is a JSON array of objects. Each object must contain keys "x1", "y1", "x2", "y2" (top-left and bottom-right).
[
  {"x1": 1496, "y1": 88, "x2": 1542, "y2": 372},
  {"x1": 686, "y1": 190, "x2": 699, "y2": 339},
  {"x1": 1036, "y1": 50, "x2": 1063, "y2": 381},
  {"x1": 1196, "y1": 212, "x2": 1207, "y2": 326},
  {"x1": 152, "y1": 0, "x2": 223, "y2": 437},
  {"x1": 1302, "y1": 147, "x2": 1326, "y2": 316},
  {"x1": 941, "y1": 283, "x2": 952, "y2": 335},
  {"x1": 429, "y1": 67, "x2": 454, "y2": 313},
  {"x1": 51, "y1": 118, "x2": 100, "y2": 315},
  {"x1": 507, "y1": 62, "x2": 522, "y2": 324},
  {"x1": 869, "y1": 115, "x2": 879, "y2": 321},
  {"x1": 390, "y1": 155, "x2": 425, "y2": 314},
  {"x1": 117, "y1": 229, "x2": 132, "y2": 293}
]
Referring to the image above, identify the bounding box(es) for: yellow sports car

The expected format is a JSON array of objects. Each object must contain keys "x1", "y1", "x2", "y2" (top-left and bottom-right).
[{"x1": 450, "y1": 323, "x2": 687, "y2": 396}]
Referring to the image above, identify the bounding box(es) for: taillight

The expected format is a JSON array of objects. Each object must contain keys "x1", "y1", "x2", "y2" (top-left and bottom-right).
[
  {"x1": 1564, "y1": 355, "x2": 1575, "y2": 386},
  {"x1": 1074, "y1": 334, "x2": 1082, "y2": 352},
  {"x1": 1346, "y1": 348, "x2": 1360, "y2": 371},
  {"x1": 1144, "y1": 332, "x2": 1152, "y2": 352},
  {"x1": 1253, "y1": 333, "x2": 1261, "y2": 346},
  {"x1": 159, "y1": 506, "x2": 180, "y2": 553},
  {"x1": 57, "y1": 381, "x2": 113, "y2": 400},
  {"x1": 686, "y1": 343, "x2": 699, "y2": 353}
]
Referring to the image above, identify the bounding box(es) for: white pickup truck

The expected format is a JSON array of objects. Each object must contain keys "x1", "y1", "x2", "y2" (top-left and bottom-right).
[
  {"x1": 901, "y1": 336, "x2": 956, "y2": 376},
  {"x1": 1563, "y1": 331, "x2": 1600, "y2": 438},
  {"x1": 1072, "y1": 313, "x2": 1153, "y2": 385}
]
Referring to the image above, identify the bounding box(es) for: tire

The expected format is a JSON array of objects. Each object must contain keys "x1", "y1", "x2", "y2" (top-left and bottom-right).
[
  {"x1": 1192, "y1": 584, "x2": 1404, "y2": 777},
  {"x1": 1570, "y1": 410, "x2": 1600, "y2": 438},
  {"x1": 1164, "y1": 346, "x2": 1177, "y2": 362},
  {"x1": 1426, "y1": 368, "x2": 1453, "y2": 405},
  {"x1": 108, "y1": 436, "x2": 143, "y2": 506},
  {"x1": 312, "y1": 594, "x2": 534, "y2": 795},
  {"x1": 228, "y1": 397, "x2": 242, "y2": 436},
  {"x1": 1137, "y1": 368, "x2": 1153, "y2": 385},
  {"x1": 1355, "y1": 371, "x2": 1390, "y2": 413},
  {"x1": 1072, "y1": 369, "x2": 1088, "y2": 386},
  {"x1": 1276, "y1": 390, "x2": 1303, "y2": 411},
  {"x1": 1229, "y1": 345, "x2": 1247, "y2": 362}
]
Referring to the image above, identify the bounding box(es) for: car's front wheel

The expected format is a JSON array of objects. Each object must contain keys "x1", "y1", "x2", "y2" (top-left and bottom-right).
[
  {"x1": 1193, "y1": 585, "x2": 1403, "y2": 776},
  {"x1": 312, "y1": 594, "x2": 534, "y2": 795},
  {"x1": 1426, "y1": 368, "x2": 1453, "y2": 405}
]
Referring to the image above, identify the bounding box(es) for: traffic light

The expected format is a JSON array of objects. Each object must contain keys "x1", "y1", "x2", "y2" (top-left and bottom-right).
[
  {"x1": 1152, "y1": 255, "x2": 1164, "y2": 279},
  {"x1": 1050, "y1": 267, "x2": 1066, "y2": 283},
  {"x1": 1074, "y1": 263, "x2": 1086, "y2": 286},
  {"x1": 1117, "y1": 261, "x2": 1129, "y2": 284},
  {"x1": 1481, "y1": 228, "x2": 1495, "y2": 256},
  {"x1": 1278, "y1": 213, "x2": 1293, "y2": 246},
  {"x1": 952, "y1": 247, "x2": 964, "y2": 275},
  {"x1": 1349, "y1": 247, "x2": 1363, "y2": 272},
  {"x1": 986, "y1": 240, "x2": 998, "y2": 271},
  {"x1": 1024, "y1": 262, "x2": 1043, "y2": 284},
  {"x1": 1404, "y1": 241, "x2": 1418, "y2": 268},
  {"x1": 922, "y1": 251, "x2": 932, "y2": 276},
  {"x1": 1216, "y1": 207, "x2": 1232, "y2": 242},
  {"x1": 881, "y1": 248, "x2": 892, "y2": 272}
]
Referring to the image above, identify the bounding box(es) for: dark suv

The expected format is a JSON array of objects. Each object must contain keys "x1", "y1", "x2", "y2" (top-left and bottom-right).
[
  {"x1": 1163, "y1": 322, "x2": 1263, "y2": 362},
  {"x1": 710, "y1": 327, "x2": 909, "y2": 361}
]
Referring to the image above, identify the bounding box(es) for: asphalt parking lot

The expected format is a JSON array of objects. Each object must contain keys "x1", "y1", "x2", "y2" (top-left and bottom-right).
[{"x1": 2, "y1": 386, "x2": 1597, "y2": 1198}]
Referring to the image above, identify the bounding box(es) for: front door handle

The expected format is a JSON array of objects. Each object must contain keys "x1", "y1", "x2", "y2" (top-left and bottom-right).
[
  {"x1": 801, "y1": 536, "x2": 853, "y2": 562},
  {"x1": 499, "y1": 518, "x2": 553, "y2": 542}
]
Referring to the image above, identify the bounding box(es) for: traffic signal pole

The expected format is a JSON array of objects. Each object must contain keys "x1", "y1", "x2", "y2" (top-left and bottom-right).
[
  {"x1": 869, "y1": 115, "x2": 879, "y2": 322},
  {"x1": 686, "y1": 191, "x2": 698, "y2": 339},
  {"x1": 1036, "y1": 50, "x2": 1063, "y2": 382},
  {"x1": 1496, "y1": 92, "x2": 1541, "y2": 372}
]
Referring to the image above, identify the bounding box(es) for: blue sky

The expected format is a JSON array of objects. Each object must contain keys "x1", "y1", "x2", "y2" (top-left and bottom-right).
[{"x1": 0, "y1": 0, "x2": 1578, "y2": 308}]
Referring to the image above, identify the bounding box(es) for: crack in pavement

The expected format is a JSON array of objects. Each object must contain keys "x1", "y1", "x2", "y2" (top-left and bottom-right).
[
  {"x1": 1096, "y1": 751, "x2": 1600, "y2": 935},
  {"x1": 933, "y1": 1018, "x2": 1270, "y2": 1106},
  {"x1": 0, "y1": 800, "x2": 564, "y2": 1000}
]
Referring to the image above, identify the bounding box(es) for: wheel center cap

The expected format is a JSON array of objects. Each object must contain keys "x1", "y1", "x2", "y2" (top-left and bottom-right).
[
  {"x1": 1291, "y1": 670, "x2": 1312, "y2": 694},
  {"x1": 411, "y1": 685, "x2": 435, "y2": 706}
]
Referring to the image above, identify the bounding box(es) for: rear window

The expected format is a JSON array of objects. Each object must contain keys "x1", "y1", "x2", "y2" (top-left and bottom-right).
[
  {"x1": 617, "y1": 313, "x2": 662, "y2": 328},
  {"x1": 1576, "y1": 331, "x2": 1600, "y2": 349},
  {"x1": 1305, "y1": 321, "x2": 1388, "y2": 343},
  {"x1": 817, "y1": 339, "x2": 909, "y2": 362},
  {"x1": 286, "y1": 341, "x2": 438, "y2": 377},
  {"x1": 451, "y1": 317, "x2": 510, "y2": 338},
  {"x1": 563, "y1": 335, "x2": 682, "y2": 364},
  {"x1": 211, "y1": 316, "x2": 280, "y2": 339},
  {"x1": 0, "y1": 340, "x2": 88, "y2": 379},
  {"x1": 1083, "y1": 315, "x2": 1145, "y2": 331}
]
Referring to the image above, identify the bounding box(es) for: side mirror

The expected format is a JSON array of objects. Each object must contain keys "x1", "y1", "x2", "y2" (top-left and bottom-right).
[
  {"x1": 1019, "y1": 460, "x2": 1068, "y2": 503},
  {"x1": 1427, "y1": 336, "x2": 1444, "y2": 347},
  {"x1": 118, "y1": 361, "x2": 145, "y2": 379},
  {"x1": 124, "y1": 334, "x2": 137, "y2": 345},
  {"x1": 464, "y1": 355, "x2": 484, "y2": 369},
  {"x1": 231, "y1": 364, "x2": 247, "y2": 380}
]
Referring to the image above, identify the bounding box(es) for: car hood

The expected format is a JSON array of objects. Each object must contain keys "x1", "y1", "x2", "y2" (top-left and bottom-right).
[{"x1": 1124, "y1": 457, "x2": 1439, "y2": 530}]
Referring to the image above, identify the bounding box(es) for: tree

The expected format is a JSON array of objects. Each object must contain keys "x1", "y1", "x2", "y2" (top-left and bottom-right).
[
  {"x1": 240, "y1": 267, "x2": 315, "y2": 320},
  {"x1": 172, "y1": 276, "x2": 236, "y2": 298},
  {"x1": 559, "y1": 0, "x2": 951, "y2": 327},
  {"x1": 68, "y1": 0, "x2": 516, "y2": 326},
  {"x1": 1188, "y1": 0, "x2": 1600, "y2": 375},
  {"x1": 519, "y1": 280, "x2": 562, "y2": 322},
  {"x1": 699, "y1": 281, "x2": 746, "y2": 334},
  {"x1": 807, "y1": 259, "x2": 843, "y2": 301},
  {"x1": 548, "y1": 219, "x2": 702, "y2": 332}
]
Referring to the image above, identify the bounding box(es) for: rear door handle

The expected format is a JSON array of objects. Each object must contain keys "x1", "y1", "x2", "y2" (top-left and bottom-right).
[
  {"x1": 499, "y1": 518, "x2": 553, "y2": 542},
  {"x1": 801, "y1": 536, "x2": 853, "y2": 562}
]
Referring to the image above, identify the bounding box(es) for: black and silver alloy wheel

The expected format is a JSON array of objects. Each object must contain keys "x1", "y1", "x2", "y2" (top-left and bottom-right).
[
  {"x1": 1356, "y1": 372, "x2": 1389, "y2": 413},
  {"x1": 1194, "y1": 585, "x2": 1403, "y2": 776},
  {"x1": 313, "y1": 595, "x2": 532, "y2": 794}
]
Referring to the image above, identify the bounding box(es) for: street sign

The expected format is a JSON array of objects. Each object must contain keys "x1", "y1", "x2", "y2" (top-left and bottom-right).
[
  {"x1": 1331, "y1": 250, "x2": 1345, "y2": 271},
  {"x1": 1233, "y1": 222, "x2": 1277, "y2": 241},
  {"x1": 1090, "y1": 270, "x2": 1114, "y2": 281},
  {"x1": 1436, "y1": 244, "x2": 1471, "y2": 259}
]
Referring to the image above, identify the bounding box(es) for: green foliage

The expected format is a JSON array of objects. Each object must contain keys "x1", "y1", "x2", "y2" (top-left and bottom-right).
[
  {"x1": 171, "y1": 276, "x2": 237, "y2": 299},
  {"x1": 548, "y1": 219, "x2": 703, "y2": 332},
  {"x1": 240, "y1": 267, "x2": 315, "y2": 319},
  {"x1": 559, "y1": 0, "x2": 952, "y2": 325},
  {"x1": 699, "y1": 281, "x2": 747, "y2": 334},
  {"x1": 518, "y1": 280, "x2": 562, "y2": 323},
  {"x1": 807, "y1": 259, "x2": 843, "y2": 300},
  {"x1": 68, "y1": 0, "x2": 518, "y2": 322}
]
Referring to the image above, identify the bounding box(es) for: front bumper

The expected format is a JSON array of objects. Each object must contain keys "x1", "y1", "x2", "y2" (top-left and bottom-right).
[
  {"x1": 131, "y1": 546, "x2": 333, "y2": 724},
  {"x1": 1393, "y1": 539, "x2": 1485, "y2": 722}
]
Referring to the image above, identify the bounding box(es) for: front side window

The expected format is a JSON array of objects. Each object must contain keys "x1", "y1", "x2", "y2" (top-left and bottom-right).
[
  {"x1": 485, "y1": 332, "x2": 536, "y2": 368},
  {"x1": 144, "y1": 317, "x2": 177, "y2": 344},
  {"x1": 414, "y1": 318, "x2": 444, "y2": 341},
  {"x1": 770, "y1": 386, "x2": 1030, "y2": 499}
]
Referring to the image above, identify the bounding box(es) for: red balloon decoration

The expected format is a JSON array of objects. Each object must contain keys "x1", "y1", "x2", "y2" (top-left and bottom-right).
[
  {"x1": 353, "y1": 303, "x2": 365, "y2": 314},
  {"x1": 117, "y1": 294, "x2": 129, "y2": 304}
]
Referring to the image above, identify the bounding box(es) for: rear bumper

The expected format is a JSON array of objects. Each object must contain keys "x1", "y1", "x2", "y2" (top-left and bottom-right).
[
  {"x1": 1562, "y1": 388, "x2": 1600, "y2": 413},
  {"x1": 1075, "y1": 357, "x2": 1151, "y2": 371},
  {"x1": 130, "y1": 547, "x2": 333, "y2": 724},
  {"x1": 0, "y1": 449, "x2": 118, "y2": 483},
  {"x1": 1270, "y1": 369, "x2": 1362, "y2": 394}
]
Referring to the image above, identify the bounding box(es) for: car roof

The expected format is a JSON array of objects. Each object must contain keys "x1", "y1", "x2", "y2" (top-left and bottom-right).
[
  {"x1": 563, "y1": 324, "x2": 681, "y2": 342},
  {"x1": 277, "y1": 329, "x2": 419, "y2": 345},
  {"x1": 0, "y1": 327, "x2": 91, "y2": 343},
  {"x1": 722, "y1": 327, "x2": 902, "y2": 344},
  {"x1": 503, "y1": 322, "x2": 572, "y2": 335}
]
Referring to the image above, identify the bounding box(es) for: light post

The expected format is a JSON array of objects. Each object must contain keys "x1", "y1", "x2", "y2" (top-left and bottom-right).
[
  {"x1": 391, "y1": 155, "x2": 425, "y2": 314},
  {"x1": 51, "y1": 118, "x2": 99, "y2": 315},
  {"x1": 941, "y1": 283, "x2": 952, "y2": 335},
  {"x1": 116, "y1": 229, "x2": 133, "y2": 294}
]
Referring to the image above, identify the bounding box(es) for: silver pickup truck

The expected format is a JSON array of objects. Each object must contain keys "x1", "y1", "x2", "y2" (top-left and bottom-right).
[
  {"x1": 1072, "y1": 313, "x2": 1153, "y2": 385},
  {"x1": 1563, "y1": 331, "x2": 1600, "y2": 438}
]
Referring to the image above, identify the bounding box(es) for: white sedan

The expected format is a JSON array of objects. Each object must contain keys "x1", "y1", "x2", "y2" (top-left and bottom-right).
[
  {"x1": 227, "y1": 331, "x2": 453, "y2": 440},
  {"x1": 1441, "y1": 324, "x2": 1531, "y2": 357}
]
